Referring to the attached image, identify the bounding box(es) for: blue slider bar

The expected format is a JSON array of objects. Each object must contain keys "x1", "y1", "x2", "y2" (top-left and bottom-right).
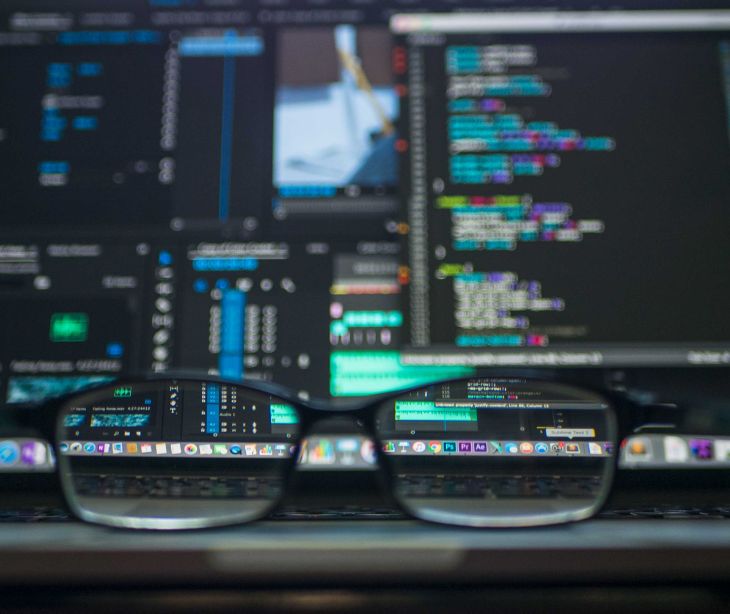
[
  {"x1": 179, "y1": 33, "x2": 263, "y2": 57},
  {"x1": 206, "y1": 384, "x2": 221, "y2": 435},
  {"x1": 219, "y1": 289, "x2": 245, "y2": 380}
]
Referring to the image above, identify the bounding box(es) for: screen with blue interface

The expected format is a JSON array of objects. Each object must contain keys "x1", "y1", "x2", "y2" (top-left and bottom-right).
[{"x1": 1, "y1": 0, "x2": 730, "y2": 430}]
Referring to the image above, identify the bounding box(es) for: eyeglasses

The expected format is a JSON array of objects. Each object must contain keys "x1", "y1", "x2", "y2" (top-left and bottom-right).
[{"x1": 24, "y1": 373, "x2": 625, "y2": 530}]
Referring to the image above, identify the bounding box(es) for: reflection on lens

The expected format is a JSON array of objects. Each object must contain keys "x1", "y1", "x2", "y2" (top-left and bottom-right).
[
  {"x1": 376, "y1": 377, "x2": 615, "y2": 527},
  {"x1": 56, "y1": 380, "x2": 300, "y2": 529}
]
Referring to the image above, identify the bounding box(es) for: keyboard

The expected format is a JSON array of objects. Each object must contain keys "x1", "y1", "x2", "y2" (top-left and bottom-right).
[
  {"x1": 72, "y1": 474, "x2": 283, "y2": 499},
  {"x1": 72, "y1": 473, "x2": 602, "y2": 500},
  {"x1": 394, "y1": 474, "x2": 603, "y2": 498}
]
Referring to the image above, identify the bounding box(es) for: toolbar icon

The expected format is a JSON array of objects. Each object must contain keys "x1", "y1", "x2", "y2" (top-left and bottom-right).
[{"x1": 588, "y1": 442, "x2": 603, "y2": 456}]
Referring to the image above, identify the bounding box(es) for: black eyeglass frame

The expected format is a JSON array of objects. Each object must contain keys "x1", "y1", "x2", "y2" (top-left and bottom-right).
[{"x1": 7, "y1": 369, "x2": 638, "y2": 530}]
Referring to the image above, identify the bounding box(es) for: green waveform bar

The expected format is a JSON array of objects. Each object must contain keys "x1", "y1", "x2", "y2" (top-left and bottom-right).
[
  {"x1": 270, "y1": 403, "x2": 299, "y2": 424},
  {"x1": 330, "y1": 311, "x2": 403, "y2": 335},
  {"x1": 330, "y1": 351, "x2": 474, "y2": 397},
  {"x1": 343, "y1": 310, "x2": 403, "y2": 327},
  {"x1": 113, "y1": 387, "x2": 132, "y2": 398},
  {"x1": 395, "y1": 401, "x2": 477, "y2": 422},
  {"x1": 50, "y1": 312, "x2": 89, "y2": 342}
]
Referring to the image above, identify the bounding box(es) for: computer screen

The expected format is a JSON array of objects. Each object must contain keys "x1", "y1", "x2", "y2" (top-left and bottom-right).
[
  {"x1": 394, "y1": 10, "x2": 730, "y2": 368},
  {"x1": 1, "y1": 2, "x2": 730, "y2": 451}
]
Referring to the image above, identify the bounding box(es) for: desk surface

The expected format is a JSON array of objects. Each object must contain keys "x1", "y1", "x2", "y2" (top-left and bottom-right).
[{"x1": 1, "y1": 520, "x2": 730, "y2": 586}]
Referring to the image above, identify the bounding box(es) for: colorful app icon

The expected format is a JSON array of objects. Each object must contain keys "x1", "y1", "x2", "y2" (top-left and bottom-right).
[
  {"x1": 183, "y1": 443, "x2": 197, "y2": 455},
  {"x1": 140, "y1": 443, "x2": 153, "y2": 454},
  {"x1": 519, "y1": 442, "x2": 534, "y2": 454},
  {"x1": 458, "y1": 442, "x2": 472, "y2": 453},
  {"x1": 443, "y1": 441, "x2": 457, "y2": 453},
  {"x1": 490, "y1": 441, "x2": 503, "y2": 454},
  {"x1": 398, "y1": 441, "x2": 410, "y2": 453},
  {"x1": 259, "y1": 444, "x2": 273, "y2": 457},
  {"x1": 308, "y1": 440, "x2": 333, "y2": 463},
  {"x1": 336, "y1": 438, "x2": 358, "y2": 453},
  {"x1": 0, "y1": 441, "x2": 21, "y2": 465},
  {"x1": 21, "y1": 442, "x2": 47, "y2": 466},
  {"x1": 112, "y1": 442, "x2": 124, "y2": 455},
  {"x1": 275, "y1": 444, "x2": 288, "y2": 456},
  {"x1": 428, "y1": 441, "x2": 442, "y2": 454},
  {"x1": 505, "y1": 442, "x2": 519, "y2": 454},
  {"x1": 412, "y1": 441, "x2": 426, "y2": 453},
  {"x1": 199, "y1": 444, "x2": 213, "y2": 455},
  {"x1": 361, "y1": 440, "x2": 377, "y2": 464},
  {"x1": 70, "y1": 442, "x2": 83, "y2": 453},
  {"x1": 83, "y1": 442, "x2": 96, "y2": 454},
  {"x1": 689, "y1": 438, "x2": 713, "y2": 460},
  {"x1": 213, "y1": 444, "x2": 228, "y2": 455},
  {"x1": 534, "y1": 442, "x2": 549, "y2": 454},
  {"x1": 473, "y1": 442, "x2": 488, "y2": 453},
  {"x1": 59, "y1": 442, "x2": 69, "y2": 454},
  {"x1": 170, "y1": 443, "x2": 182, "y2": 455},
  {"x1": 588, "y1": 442, "x2": 603, "y2": 456},
  {"x1": 714, "y1": 439, "x2": 730, "y2": 462},
  {"x1": 156, "y1": 443, "x2": 167, "y2": 455},
  {"x1": 565, "y1": 443, "x2": 580, "y2": 454},
  {"x1": 244, "y1": 444, "x2": 257, "y2": 456},
  {"x1": 383, "y1": 441, "x2": 396, "y2": 454},
  {"x1": 229, "y1": 445, "x2": 242, "y2": 455},
  {"x1": 96, "y1": 443, "x2": 106, "y2": 454},
  {"x1": 663, "y1": 436, "x2": 688, "y2": 462},
  {"x1": 626, "y1": 437, "x2": 650, "y2": 457},
  {"x1": 126, "y1": 442, "x2": 138, "y2": 454}
]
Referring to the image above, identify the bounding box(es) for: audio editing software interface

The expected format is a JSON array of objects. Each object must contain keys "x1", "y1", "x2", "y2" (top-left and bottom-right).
[{"x1": 2, "y1": 1, "x2": 730, "y2": 453}]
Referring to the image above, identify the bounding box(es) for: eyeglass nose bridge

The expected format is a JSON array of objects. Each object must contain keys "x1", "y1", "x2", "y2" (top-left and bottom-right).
[{"x1": 294, "y1": 414, "x2": 379, "y2": 470}]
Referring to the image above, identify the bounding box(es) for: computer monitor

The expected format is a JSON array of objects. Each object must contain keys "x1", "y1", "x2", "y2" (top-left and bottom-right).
[
  {"x1": 1, "y1": 1, "x2": 729, "y2": 474},
  {"x1": 393, "y1": 9, "x2": 730, "y2": 368}
]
